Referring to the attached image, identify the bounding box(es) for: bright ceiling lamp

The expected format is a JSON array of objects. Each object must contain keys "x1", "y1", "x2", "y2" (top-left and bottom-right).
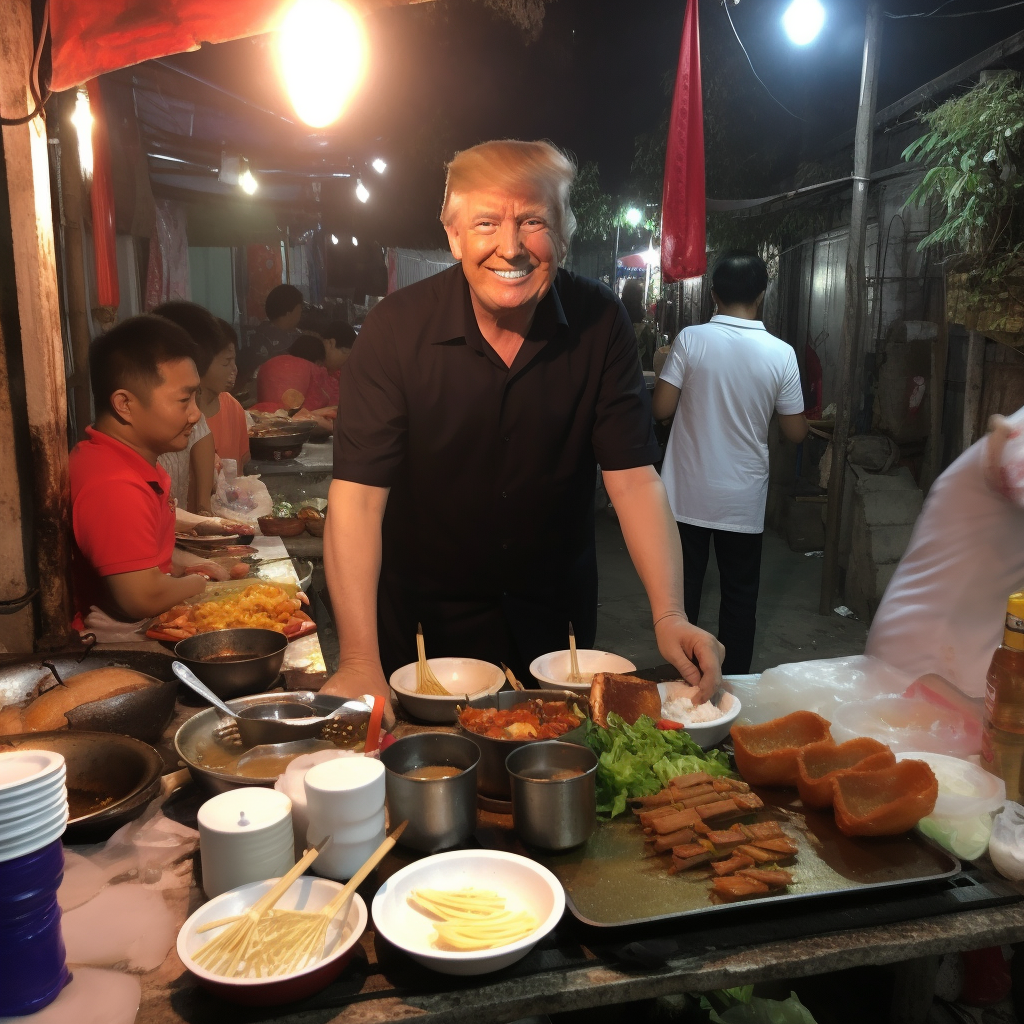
[
  {"x1": 351, "y1": 236, "x2": 358, "y2": 246},
  {"x1": 331, "y1": 234, "x2": 339, "y2": 244},
  {"x1": 355, "y1": 179, "x2": 369, "y2": 203},
  {"x1": 239, "y1": 164, "x2": 258, "y2": 195},
  {"x1": 278, "y1": 0, "x2": 366, "y2": 128},
  {"x1": 371, "y1": 158, "x2": 386, "y2": 174},
  {"x1": 70, "y1": 87, "x2": 93, "y2": 177},
  {"x1": 782, "y1": 0, "x2": 825, "y2": 46}
]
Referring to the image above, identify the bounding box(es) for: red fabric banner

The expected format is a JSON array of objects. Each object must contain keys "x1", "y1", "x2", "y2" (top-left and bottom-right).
[{"x1": 660, "y1": 0, "x2": 706, "y2": 284}]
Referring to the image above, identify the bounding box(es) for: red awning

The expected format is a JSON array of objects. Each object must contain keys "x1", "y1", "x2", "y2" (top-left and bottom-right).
[
  {"x1": 50, "y1": 0, "x2": 430, "y2": 93},
  {"x1": 617, "y1": 250, "x2": 659, "y2": 270}
]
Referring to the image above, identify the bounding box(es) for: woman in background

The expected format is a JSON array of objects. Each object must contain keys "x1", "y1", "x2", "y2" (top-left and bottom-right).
[{"x1": 204, "y1": 318, "x2": 250, "y2": 470}]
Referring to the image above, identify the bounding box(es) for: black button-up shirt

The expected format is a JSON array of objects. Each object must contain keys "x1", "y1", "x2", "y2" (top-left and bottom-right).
[{"x1": 333, "y1": 264, "x2": 659, "y2": 666}]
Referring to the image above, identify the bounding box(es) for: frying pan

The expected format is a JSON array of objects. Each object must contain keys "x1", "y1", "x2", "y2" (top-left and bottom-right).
[{"x1": 0, "y1": 730, "x2": 167, "y2": 842}]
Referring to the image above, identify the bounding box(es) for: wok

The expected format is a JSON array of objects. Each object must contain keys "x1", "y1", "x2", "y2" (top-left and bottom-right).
[
  {"x1": 175, "y1": 691, "x2": 370, "y2": 794},
  {"x1": 0, "y1": 730, "x2": 165, "y2": 842},
  {"x1": 173, "y1": 628, "x2": 287, "y2": 700}
]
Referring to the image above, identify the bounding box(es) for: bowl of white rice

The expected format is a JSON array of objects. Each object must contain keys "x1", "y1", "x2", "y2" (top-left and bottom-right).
[{"x1": 656, "y1": 681, "x2": 741, "y2": 749}]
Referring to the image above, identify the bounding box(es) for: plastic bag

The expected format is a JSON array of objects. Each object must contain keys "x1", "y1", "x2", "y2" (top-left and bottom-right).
[
  {"x1": 831, "y1": 696, "x2": 978, "y2": 758},
  {"x1": 212, "y1": 462, "x2": 273, "y2": 524},
  {"x1": 80, "y1": 606, "x2": 148, "y2": 643},
  {"x1": 984, "y1": 406, "x2": 1024, "y2": 507},
  {"x1": 737, "y1": 656, "x2": 913, "y2": 725},
  {"x1": 989, "y1": 801, "x2": 1024, "y2": 881}
]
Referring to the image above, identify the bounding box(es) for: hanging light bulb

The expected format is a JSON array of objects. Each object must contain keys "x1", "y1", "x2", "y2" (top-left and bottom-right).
[
  {"x1": 782, "y1": 0, "x2": 825, "y2": 46},
  {"x1": 371, "y1": 158, "x2": 386, "y2": 174},
  {"x1": 70, "y1": 87, "x2": 93, "y2": 177},
  {"x1": 239, "y1": 163, "x2": 258, "y2": 195},
  {"x1": 331, "y1": 234, "x2": 339, "y2": 245},
  {"x1": 278, "y1": 0, "x2": 366, "y2": 128},
  {"x1": 351, "y1": 236, "x2": 358, "y2": 246},
  {"x1": 355, "y1": 179, "x2": 369, "y2": 203}
]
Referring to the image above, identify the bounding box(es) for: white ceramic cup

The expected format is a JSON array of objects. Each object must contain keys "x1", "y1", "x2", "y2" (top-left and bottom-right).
[
  {"x1": 303, "y1": 757, "x2": 385, "y2": 832},
  {"x1": 312, "y1": 818, "x2": 387, "y2": 881},
  {"x1": 197, "y1": 788, "x2": 295, "y2": 899}
]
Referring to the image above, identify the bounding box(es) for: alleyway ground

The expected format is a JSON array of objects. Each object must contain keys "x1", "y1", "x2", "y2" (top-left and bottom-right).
[{"x1": 594, "y1": 514, "x2": 869, "y2": 674}]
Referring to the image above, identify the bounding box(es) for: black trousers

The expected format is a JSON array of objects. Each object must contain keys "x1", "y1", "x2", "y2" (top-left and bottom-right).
[{"x1": 677, "y1": 523, "x2": 763, "y2": 676}]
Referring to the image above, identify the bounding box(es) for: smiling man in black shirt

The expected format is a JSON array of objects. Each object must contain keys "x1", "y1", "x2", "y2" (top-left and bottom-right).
[{"x1": 322, "y1": 140, "x2": 724, "y2": 711}]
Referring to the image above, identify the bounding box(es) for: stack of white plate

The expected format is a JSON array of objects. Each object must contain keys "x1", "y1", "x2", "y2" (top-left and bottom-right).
[{"x1": 0, "y1": 751, "x2": 69, "y2": 863}]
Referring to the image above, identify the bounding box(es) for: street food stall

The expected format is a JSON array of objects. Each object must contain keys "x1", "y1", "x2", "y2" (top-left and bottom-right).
[{"x1": 3, "y1": 578, "x2": 1024, "y2": 1023}]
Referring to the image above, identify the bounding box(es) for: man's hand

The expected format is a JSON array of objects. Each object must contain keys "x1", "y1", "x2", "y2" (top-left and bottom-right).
[
  {"x1": 320, "y1": 656, "x2": 394, "y2": 728},
  {"x1": 654, "y1": 613, "x2": 724, "y2": 705}
]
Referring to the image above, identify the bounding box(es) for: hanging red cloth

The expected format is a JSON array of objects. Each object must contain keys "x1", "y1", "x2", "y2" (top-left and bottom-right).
[
  {"x1": 88, "y1": 78, "x2": 119, "y2": 315},
  {"x1": 660, "y1": 0, "x2": 706, "y2": 284}
]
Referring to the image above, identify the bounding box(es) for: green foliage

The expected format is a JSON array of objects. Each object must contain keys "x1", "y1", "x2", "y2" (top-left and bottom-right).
[
  {"x1": 571, "y1": 162, "x2": 614, "y2": 241},
  {"x1": 903, "y1": 73, "x2": 1024, "y2": 274}
]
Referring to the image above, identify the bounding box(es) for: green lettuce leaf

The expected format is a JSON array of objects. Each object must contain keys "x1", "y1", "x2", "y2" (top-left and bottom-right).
[{"x1": 584, "y1": 713, "x2": 733, "y2": 817}]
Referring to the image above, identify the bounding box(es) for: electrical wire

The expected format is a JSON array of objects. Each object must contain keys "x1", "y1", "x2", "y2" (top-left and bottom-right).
[
  {"x1": 0, "y1": 0, "x2": 51, "y2": 127},
  {"x1": 721, "y1": 1, "x2": 807, "y2": 122},
  {"x1": 885, "y1": 0, "x2": 1024, "y2": 16}
]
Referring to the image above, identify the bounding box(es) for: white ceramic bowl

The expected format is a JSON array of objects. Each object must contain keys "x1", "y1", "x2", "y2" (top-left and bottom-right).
[
  {"x1": 0, "y1": 750, "x2": 65, "y2": 794},
  {"x1": 177, "y1": 875, "x2": 367, "y2": 1006},
  {"x1": 390, "y1": 658, "x2": 506, "y2": 723},
  {"x1": 656, "y1": 685, "x2": 742, "y2": 749},
  {"x1": 0, "y1": 787, "x2": 66, "y2": 825},
  {"x1": 0, "y1": 769, "x2": 65, "y2": 811},
  {"x1": 529, "y1": 650, "x2": 637, "y2": 693},
  {"x1": 371, "y1": 849, "x2": 564, "y2": 975}
]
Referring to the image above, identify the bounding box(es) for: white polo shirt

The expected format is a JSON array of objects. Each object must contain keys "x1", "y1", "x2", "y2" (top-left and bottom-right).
[{"x1": 659, "y1": 315, "x2": 804, "y2": 533}]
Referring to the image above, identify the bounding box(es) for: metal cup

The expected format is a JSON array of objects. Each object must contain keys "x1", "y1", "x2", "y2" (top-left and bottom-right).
[
  {"x1": 506, "y1": 741, "x2": 598, "y2": 851},
  {"x1": 381, "y1": 733, "x2": 480, "y2": 853}
]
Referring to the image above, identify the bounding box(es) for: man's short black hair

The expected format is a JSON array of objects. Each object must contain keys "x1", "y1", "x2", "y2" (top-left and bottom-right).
[
  {"x1": 710, "y1": 251, "x2": 769, "y2": 306},
  {"x1": 151, "y1": 301, "x2": 223, "y2": 376},
  {"x1": 90, "y1": 315, "x2": 198, "y2": 416},
  {"x1": 265, "y1": 284, "x2": 304, "y2": 321},
  {"x1": 214, "y1": 317, "x2": 238, "y2": 348},
  {"x1": 288, "y1": 334, "x2": 326, "y2": 363},
  {"x1": 323, "y1": 320, "x2": 356, "y2": 350}
]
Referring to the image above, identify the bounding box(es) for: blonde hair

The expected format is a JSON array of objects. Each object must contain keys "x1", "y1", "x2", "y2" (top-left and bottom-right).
[{"x1": 441, "y1": 139, "x2": 578, "y2": 255}]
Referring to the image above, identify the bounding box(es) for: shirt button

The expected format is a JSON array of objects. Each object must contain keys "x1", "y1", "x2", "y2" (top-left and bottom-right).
[
  {"x1": 503, "y1": 436, "x2": 510, "y2": 442},
  {"x1": 501, "y1": 490, "x2": 507, "y2": 498},
  {"x1": 502, "y1": 542, "x2": 509, "y2": 550}
]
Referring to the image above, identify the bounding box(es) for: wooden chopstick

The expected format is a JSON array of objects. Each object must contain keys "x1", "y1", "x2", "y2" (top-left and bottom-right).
[
  {"x1": 319, "y1": 821, "x2": 408, "y2": 921},
  {"x1": 501, "y1": 663, "x2": 525, "y2": 691},
  {"x1": 568, "y1": 622, "x2": 581, "y2": 684}
]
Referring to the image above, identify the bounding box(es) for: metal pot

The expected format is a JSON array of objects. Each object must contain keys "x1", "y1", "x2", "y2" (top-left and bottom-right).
[
  {"x1": 455, "y1": 689, "x2": 590, "y2": 799},
  {"x1": 0, "y1": 730, "x2": 165, "y2": 842},
  {"x1": 174, "y1": 691, "x2": 371, "y2": 794},
  {"x1": 381, "y1": 733, "x2": 480, "y2": 852},
  {"x1": 249, "y1": 421, "x2": 316, "y2": 462},
  {"x1": 64, "y1": 675, "x2": 177, "y2": 743},
  {"x1": 506, "y1": 740, "x2": 597, "y2": 850},
  {"x1": 173, "y1": 628, "x2": 287, "y2": 700}
]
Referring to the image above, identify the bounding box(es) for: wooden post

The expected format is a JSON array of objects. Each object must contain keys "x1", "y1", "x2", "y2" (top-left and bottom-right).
[
  {"x1": 819, "y1": 1, "x2": 883, "y2": 616},
  {"x1": 0, "y1": 0, "x2": 73, "y2": 648},
  {"x1": 963, "y1": 329, "x2": 986, "y2": 453},
  {"x1": 56, "y1": 91, "x2": 93, "y2": 442}
]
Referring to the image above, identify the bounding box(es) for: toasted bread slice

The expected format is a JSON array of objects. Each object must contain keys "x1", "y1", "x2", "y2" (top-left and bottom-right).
[{"x1": 590, "y1": 672, "x2": 662, "y2": 726}]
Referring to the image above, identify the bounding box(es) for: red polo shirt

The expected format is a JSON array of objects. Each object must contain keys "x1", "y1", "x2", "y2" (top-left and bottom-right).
[{"x1": 69, "y1": 427, "x2": 176, "y2": 624}]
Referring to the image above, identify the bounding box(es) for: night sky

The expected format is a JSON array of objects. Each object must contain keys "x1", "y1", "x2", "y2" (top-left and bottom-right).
[{"x1": 164, "y1": 0, "x2": 1024, "y2": 247}]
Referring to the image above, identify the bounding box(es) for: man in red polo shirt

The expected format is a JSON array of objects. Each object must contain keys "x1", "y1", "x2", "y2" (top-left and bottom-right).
[{"x1": 70, "y1": 315, "x2": 213, "y2": 625}]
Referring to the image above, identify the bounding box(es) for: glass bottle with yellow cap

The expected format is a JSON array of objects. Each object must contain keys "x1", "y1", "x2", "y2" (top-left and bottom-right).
[{"x1": 982, "y1": 591, "x2": 1024, "y2": 800}]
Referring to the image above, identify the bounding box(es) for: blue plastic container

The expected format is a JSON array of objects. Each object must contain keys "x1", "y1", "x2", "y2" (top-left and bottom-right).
[{"x1": 0, "y1": 839, "x2": 70, "y2": 1016}]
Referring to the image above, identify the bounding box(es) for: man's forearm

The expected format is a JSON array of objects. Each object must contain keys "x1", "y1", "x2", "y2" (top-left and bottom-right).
[
  {"x1": 107, "y1": 568, "x2": 205, "y2": 620},
  {"x1": 603, "y1": 466, "x2": 686, "y2": 622},
  {"x1": 323, "y1": 479, "x2": 388, "y2": 664}
]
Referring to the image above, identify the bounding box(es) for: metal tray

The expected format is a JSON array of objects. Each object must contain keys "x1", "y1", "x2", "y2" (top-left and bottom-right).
[{"x1": 536, "y1": 785, "x2": 960, "y2": 927}]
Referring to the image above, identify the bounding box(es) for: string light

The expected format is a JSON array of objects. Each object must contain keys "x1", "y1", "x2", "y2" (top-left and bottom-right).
[
  {"x1": 352, "y1": 236, "x2": 358, "y2": 246},
  {"x1": 355, "y1": 179, "x2": 369, "y2": 203},
  {"x1": 371, "y1": 158, "x2": 386, "y2": 174},
  {"x1": 331, "y1": 234, "x2": 339, "y2": 244}
]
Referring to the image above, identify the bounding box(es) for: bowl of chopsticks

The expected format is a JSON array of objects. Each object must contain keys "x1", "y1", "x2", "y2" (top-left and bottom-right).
[
  {"x1": 388, "y1": 626, "x2": 506, "y2": 723},
  {"x1": 177, "y1": 875, "x2": 367, "y2": 1004},
  {"x1": 530, "y1": 650, "x2": 637, "y2": 693}
]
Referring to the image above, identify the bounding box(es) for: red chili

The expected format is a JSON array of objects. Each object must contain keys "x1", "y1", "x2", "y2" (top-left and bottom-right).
[{"x1": 657, "y1": 719, "x2": 687, "y2": 731}]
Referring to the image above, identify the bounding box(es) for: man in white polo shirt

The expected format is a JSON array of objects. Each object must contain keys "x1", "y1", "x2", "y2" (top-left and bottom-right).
[{"x1": 652, "y1": 251, "x2": 808, "y2": 673}]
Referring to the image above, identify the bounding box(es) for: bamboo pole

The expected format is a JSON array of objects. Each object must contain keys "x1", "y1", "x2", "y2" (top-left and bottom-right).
[
  {"x1": 819, "y1": 1, "x2": 883, "y2": 616},
  {"x1": 962, "y1": 330, "x2": 986, "y2": 454}
]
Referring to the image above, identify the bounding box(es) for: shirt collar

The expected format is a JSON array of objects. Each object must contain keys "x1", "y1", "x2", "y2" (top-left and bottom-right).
[
  {"x1": 429, "y1": 265, "x2": 569, "y2": 352},
  {"x1": 85, "y1": 426, "x2": 170, "y2": 492},
  {"x1": 710, "y1": 314, "x2": 766, "y2": 330}
]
